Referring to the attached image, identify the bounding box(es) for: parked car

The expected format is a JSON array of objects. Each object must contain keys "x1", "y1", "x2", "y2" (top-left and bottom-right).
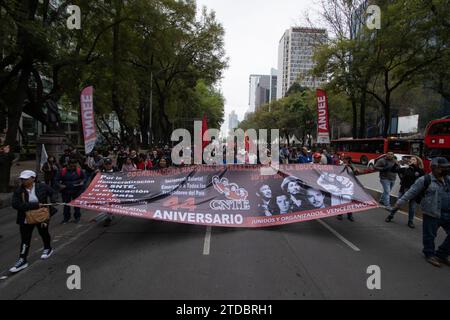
[{"x1": 367, "y1": 153, "x2": 414, "y2": 170}]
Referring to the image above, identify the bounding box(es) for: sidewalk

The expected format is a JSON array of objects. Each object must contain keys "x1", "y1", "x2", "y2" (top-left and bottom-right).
[{"x1": 0, "y1": 160, "x2": 37, "y2": 209}]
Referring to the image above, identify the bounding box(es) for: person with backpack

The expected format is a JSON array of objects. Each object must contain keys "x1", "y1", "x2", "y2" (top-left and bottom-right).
[
  {"x1": 386, "y1": 156, "x2": 425, "y2": 228},
  {"x1": 391, "y1": 157, "x2": 450, "y2": 268},
  {"x1": 56, "y1": 159, "x2": 86, "y2": 224},
  {"x1": 9, "y1": 170, "x2": 58, "y2": 273}
]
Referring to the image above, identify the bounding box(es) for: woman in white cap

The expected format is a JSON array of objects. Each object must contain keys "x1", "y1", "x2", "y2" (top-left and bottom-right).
[{"x1": 9, "y1": 170, "x2": 58, "y2": 273}]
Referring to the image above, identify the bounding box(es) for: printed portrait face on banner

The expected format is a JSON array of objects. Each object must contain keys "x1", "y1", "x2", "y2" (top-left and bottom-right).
[{"x1": 305, "y1": 188, "x2": 327, "y2": 209}]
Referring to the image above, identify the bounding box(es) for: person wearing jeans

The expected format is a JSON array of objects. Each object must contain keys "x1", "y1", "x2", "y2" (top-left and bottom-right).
[
  {"x1": 422, "y1": 214, "x2": 450, "y2": 262},
  {"x1": 380, "y1": 179, "x2": 395, "y2": 208},
  {"x1": 374, "y1": 152, "x2": 398, "y2": 210},
  {"x1": 393, "y1": 157, "x2": 450, "y2": 268},
  {"x1": 386, "y1": 156, "x2": 425, "y2": 228},
  {"x1": 56, "y1": 159, "x2": 85, "y2": 224}
]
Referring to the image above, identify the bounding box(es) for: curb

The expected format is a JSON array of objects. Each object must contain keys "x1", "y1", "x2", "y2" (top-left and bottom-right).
[{"x1": 0, "y1": 195, "x2": 12, "y2": 209}]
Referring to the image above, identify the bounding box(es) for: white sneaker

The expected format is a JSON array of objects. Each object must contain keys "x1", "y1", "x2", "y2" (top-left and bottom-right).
[
  {"x1": 41, "y1": 248, "x2": 54, "y2": 260},
  {"x1": 9, "y1": 258, "x2": 28, "y2": 273}
]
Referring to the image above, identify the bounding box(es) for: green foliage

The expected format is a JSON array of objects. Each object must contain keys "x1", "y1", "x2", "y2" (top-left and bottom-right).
[
  {"x1": 0, "y1": 0, "x2": 227, "y2": 147},
  {"x1": 312, "y1": 0, "x2": 450, "y2": 138},
  {"x1": 240, "y1": 87, "x2": 316, "y2": 144}
]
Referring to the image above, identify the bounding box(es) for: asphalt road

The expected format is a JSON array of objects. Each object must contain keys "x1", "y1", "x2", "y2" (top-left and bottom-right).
[{"x1": 0, "y1": 199, "x2": 449, "y2": 300}]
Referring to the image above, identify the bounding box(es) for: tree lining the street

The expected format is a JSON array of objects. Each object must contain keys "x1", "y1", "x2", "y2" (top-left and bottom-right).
[
  {"x1": 312, "y1": 0, "x2": 449, "y2": 138},
  {"x1": 0, "y1": 0, "x2": 227, "y2": 191}
]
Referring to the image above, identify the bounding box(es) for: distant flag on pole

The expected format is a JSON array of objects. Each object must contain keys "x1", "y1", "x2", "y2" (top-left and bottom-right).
[
  {"x1": 40, "y1": 144, "x2": 48, "y2": 170},
  {"x1": 80, "y1": 86, "x2": 96, "y2": 155},
  {"x1": 244, "y1": 131, "x2": 250, "y2": 164}
]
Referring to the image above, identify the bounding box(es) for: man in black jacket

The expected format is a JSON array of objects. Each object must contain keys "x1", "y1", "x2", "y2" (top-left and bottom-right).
[
  {"x1": 10, "y1": 170, "x2": 58, "y2": 273},
  {"x1": 386, "y1": 156, "x2": 425, "y2": 228}
]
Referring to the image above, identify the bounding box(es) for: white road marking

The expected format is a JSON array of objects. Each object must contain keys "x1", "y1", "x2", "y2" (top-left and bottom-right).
[
  {"x1": 398, "y1": 210, "x2": 423, "y2": 222},
  {"x1": 317, "y1": 219, "x2": 361, "y2": 252},
  {"x1": 1, "y1": 223, "x2": 96, "y2": 282},
  {"x1": 203, "y1": 226, "x2": 212, "y2": 256}
]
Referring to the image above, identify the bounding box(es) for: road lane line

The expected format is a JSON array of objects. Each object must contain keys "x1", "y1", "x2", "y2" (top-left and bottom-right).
[
  {"x1": 317, "y1": 220, "x2": 361, "y2": 252},
  {"x1": 203, "y1": 226, "x2": 212, "y2": 256},
  {"x1": 0, "y1": 223, "x2": 96, "y2": 282},
  {"x1": 398, "y1": 210, "x2": 423, "y2": 222}
]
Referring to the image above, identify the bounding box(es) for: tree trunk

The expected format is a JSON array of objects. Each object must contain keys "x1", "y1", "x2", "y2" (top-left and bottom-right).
[
  {"x1": 1, "y1": 65, "x2": 32, "y2": 192},
  {"x1": 111, "y1": 2, "x2": 123, "y2": 146},
  {"x1": 358, "y1": 89, "x2": 367, "y2": 138},
  {"x1": 158, "y1": 94, "x2": 172, "y2": 143},
  {"x1": 383, "y1": 93, "x2": 391, "y2": 138},
  {"x1": 350, "y1": 95, "x2": 358, "y2": 139}
]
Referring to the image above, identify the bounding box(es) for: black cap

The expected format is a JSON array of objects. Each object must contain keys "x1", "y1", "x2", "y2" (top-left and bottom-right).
[
  {"x1": 431, "y1": 157, "x2": 450, "y2": 168},
  {"x1": 104, "y1": 158, "x2": 113, "y2": 165}
]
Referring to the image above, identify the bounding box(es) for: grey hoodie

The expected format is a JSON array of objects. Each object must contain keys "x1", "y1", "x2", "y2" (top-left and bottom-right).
[{"x1": 374, "y1": 158, "x2": 398, "y2": 181}]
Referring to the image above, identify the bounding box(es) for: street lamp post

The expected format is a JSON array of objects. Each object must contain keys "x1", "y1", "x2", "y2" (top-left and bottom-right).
[{"x1": 148, "y1": 71, "x2": 153, "y2": 146}]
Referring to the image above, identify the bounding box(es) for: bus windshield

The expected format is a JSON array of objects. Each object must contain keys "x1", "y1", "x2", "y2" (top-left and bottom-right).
[{"x1": 428, "y1": 122, "x2": 450, "y2": 136}]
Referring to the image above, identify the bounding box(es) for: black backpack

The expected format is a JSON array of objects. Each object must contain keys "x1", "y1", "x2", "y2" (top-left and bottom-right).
[{"x1": 415, "y1": 174, "x2": 432, "y2": 204}]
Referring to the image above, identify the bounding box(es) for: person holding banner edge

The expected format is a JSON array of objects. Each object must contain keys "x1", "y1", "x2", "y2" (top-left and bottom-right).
[{"x1": 10, "y1": 170, "x2": 58, "y2": 273}]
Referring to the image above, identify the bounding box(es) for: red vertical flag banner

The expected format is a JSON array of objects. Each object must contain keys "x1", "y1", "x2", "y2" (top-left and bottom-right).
[
  {"x1": 202, "y1": 113, "x2": 209, "y2": 150},
  {"x1": 316, "y1": 89, "x2": 331, "y2": 144},
  {"x1": 80, "y1": 86, "x2": 96, "y2": 155}
]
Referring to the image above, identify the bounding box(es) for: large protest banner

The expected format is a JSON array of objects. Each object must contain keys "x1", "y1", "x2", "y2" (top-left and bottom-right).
[{"x1": 70, "y1": 165, "x2": 378, "y2": 228}]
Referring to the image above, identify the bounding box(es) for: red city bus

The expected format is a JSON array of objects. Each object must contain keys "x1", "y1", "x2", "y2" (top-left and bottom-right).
[
  {"x1": 332, "y1": 138, "x2": 423, "y2": 165},
  {"x1": 332, "y1": 138, "x2": 388, "y2": 165},
  {"x1": 423, "y1": 117, "x2": 450, "y2": 172}
]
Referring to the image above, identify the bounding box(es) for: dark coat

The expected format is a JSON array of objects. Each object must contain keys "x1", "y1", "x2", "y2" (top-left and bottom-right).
[
  {"x1": 394, "y1": 165, "x2": 425, "y2": 192},
  {"x1": 12, "y1": 183, "x2": 58, "y2": 225}
]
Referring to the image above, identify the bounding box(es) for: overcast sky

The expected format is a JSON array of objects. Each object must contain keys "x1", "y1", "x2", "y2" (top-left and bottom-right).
[{"x1": 195, "y1": 0, "x2": 319, "y2": 131}]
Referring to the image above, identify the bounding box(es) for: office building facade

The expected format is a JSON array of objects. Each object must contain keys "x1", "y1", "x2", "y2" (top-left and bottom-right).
[{"x1": 277, "y1": 27, "x2": 327, "y2": 99}]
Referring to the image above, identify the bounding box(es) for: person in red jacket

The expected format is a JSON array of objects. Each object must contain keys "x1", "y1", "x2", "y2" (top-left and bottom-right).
[{"x1": 136, "y1": 153, "x2": 153, "y2": 170}]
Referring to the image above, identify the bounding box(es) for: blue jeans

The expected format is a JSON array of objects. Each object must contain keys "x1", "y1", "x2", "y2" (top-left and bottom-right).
[
  {"x1": 397, "y1": 191, "x2": 417, "y2": 223},
  {"x1": 380, "y1": 179, "x2": 395, "y2": 209},
  {"x1": 423, "y1": 215, "x2": 450, "y2": 259}
]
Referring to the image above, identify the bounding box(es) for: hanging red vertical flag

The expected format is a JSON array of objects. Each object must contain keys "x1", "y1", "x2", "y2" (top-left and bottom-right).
[
  {"x1": 316, "y1": 89, "x2": 331, "y2": 144},
  {"x1": 80, "y1": 86, "x2": 97, "y2": 154},
  {"x1": 244, "y1": 131, "x2": 250, "y2": 163},
  {"x1": 202, "y1": 113, "x2": 209, "y2": 150}
]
